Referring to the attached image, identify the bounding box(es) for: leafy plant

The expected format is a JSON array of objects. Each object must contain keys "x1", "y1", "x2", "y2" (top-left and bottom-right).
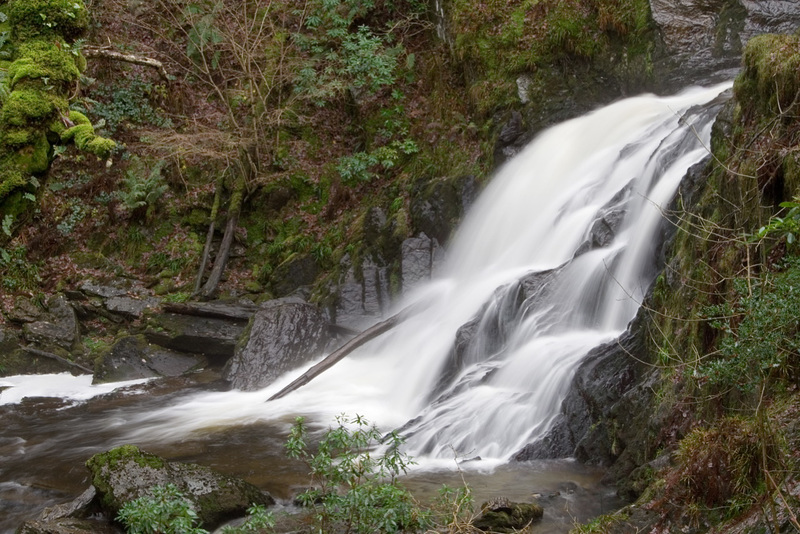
[
  {"x1": 699, "y1": 256, "x2": 800, "y2": 392},
  {"x1": 754, "y1": 198, "x2": 800, "y2": 246},
  {"x1": 220, "y1": 504, "x2": 274, "y2": 533},
  {"x1": 117, "y1": 157, "x2": 169, "y2": 220},
  {"x1": 116, "y1": 484, "x2": 207, "y2": 534},
  {"x1": 294, "y1": 0, "x2": 403, "y2": 106},
  {"x1": 286, "y1": 414, "x2": 431, "y2": 534}
]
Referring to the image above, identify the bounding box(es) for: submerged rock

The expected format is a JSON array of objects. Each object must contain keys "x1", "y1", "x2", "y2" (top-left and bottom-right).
[
  {"x1": 85, "y1": 445, "x2": 273, "y2": 529},
  {"x1": 473, "y1": 498, "x2": 543, "y2": 533},
  {"x1": 223, "y1": 299, "x2": 331, "y2": 391}
]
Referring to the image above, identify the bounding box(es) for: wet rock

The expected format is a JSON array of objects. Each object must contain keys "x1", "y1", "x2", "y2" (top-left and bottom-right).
[
  {"x1": 35, "y1": 487, "x2": 98, "y2": 522},
  {"x1": 410, "y1": 175, "x2": 479, "y2": 246},
  {"x1": 401, "y1": 233, "x2": 443, "y2": 292},
  {"x1": 93, "y1": 335, "x2": 205, "y2": 384},
  {"x1": 86, "y1": 445, "x2": 274, "y2": 529},
  {"x1": 514, "y1": 308, "x2": 650, "y2": 470},
  {"x1": 650, "y1": 0, "x2": 800, "y2": 88},
  {"x1": 473, "y1": 498, "x2": 543, "y2": 533},
  {"x1": 494, "y1": 111, "x2": 528, "y2": 165},
  {"x1": 223, "y1": 299, "x2": 331, "y2": 391},
  {"x1": 16, "y1": 518, "x2": 122, "y2": 534},
  {"x1": 144, "y1": 312, "x2": 246, "y2": 364},
  {"x1": 22, "y1": 295, "x2": 80, "y2": 352},
  {"x1": 271, "y1": 254, "x2": 320, "y2": 297},
  {"x1": 333, "y1": 255, "x2": 391, "y2": 330}
]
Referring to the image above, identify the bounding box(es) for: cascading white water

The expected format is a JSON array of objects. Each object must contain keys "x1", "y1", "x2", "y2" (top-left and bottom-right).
[{"x1": 4, "y1": 83, "x2": 732, "y2": 470}]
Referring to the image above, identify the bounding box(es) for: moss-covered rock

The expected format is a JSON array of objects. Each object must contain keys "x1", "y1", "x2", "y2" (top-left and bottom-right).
[
  {"x1": 734, "y1": 33, "x2": 800, "y2": 117},
  {"x1": 7, "y1": 0, "x2": 89, "y2": 42},
  {"x1": 86, "y1": 445, "x2": 274, "y2": 528}
]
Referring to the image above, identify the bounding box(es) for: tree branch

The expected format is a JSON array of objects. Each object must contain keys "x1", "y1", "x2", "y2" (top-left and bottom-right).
[{"x1": 83, "y1": 46, "x2": 170, "y2": 80}]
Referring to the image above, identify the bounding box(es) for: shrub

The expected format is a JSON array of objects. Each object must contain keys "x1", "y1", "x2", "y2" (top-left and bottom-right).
[
  {"x1": 116, "y1": 484, "x2": 207, "y2": 534},
  {"x1": 286, "y1": 414, "x2": 431, "y2": 534}
]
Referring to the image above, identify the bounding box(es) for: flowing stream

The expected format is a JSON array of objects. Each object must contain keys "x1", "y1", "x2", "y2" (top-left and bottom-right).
[{"x1": 0, "y1": 82, "x2": 731, "y2": 531}]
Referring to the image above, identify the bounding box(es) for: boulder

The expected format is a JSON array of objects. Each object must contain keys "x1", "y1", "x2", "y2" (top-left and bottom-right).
[
  {"x1": 21, "y1": 295, "x2": 80, "y2": 352},
  {"x1": 85, "y1": 445, "x2": 274, "y2": 529},
  {"x1": 223, "y1": 299, "x2": 331, "y2": 391},
  {"x1": 473, "y1": 498, "x2": 543, "y2": 533},
  {"x1": 93, "y1": 335, "x2": 205, "y2": 384},
  {"x1": 145, "y1": 312, "x2": 247, "y2": 364},
  {"x1": 16, "y1": 518, "x2": 122, "y2": 534}
]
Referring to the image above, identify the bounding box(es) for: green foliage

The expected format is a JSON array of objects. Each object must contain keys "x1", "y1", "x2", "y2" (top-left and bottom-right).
[
  {"x1": 734, "y1": 33, "x2": 800, "y2": 116},
  {"x1": 117, "y1": 484, "x2": 207, "y2": 534},
  {"x1": 673, "y1": 417, "x2": 770, "y2": 511},
  {"x1": 294, "y1": 0, "x2": 402, "y2": 106},
  {"x1": 220, "y1": 505, "x2": 275, "y2": 533},
  {"x1": 87, "y1": 78, "x2": 172, "y2": 132},
  {"x1": 117, "y1": 157, "x2": 169, "y2": 219},
  {"x1": 0, "y1": 243, "x2": 41, "y2": 291},
  {"x1": 699, "y1": 256, "x2": 800, "y2": 393},
  {"x1": 286, "y1": 414, "x2": 431, "y2": 534},
  {"x1": 8, "y1": 39, "x2": 80, "y2": 89},
  {"x1": 754, "y1": 198, "x2": 800, "y2": 247}
]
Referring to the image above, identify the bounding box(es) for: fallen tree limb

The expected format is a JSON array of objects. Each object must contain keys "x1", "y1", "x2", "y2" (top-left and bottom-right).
[
  {"x1": 22, "y1": 346, "x2": 94, "y2": 374},
  {"x1": 83, "y1": 46, "x2": 170, "y2": 80},
  {"x1": 268, "y1": 304, "x2": 418, "y2": 401}
]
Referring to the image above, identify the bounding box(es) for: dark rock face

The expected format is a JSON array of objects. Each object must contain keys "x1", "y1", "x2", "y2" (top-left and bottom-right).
[
  {"x1": 650, "y1": 0, "x2": 800, "y2": 88},
  {"x1": 333, "y1": 254, "x2": 392, "y2": 330},
  {"x1": 401, "y1": 233, "x2": 443, "y2": 292},
  {"x1": 410, "y1": 175, "x2": 479, "y2": 246},
  {"x1": 223, "y1": 299, "x2": 331, "y2": 391},
  {"x1": 93, "y1": 335, "x2": 205, "y2": 384},
  {"x1": 85, "y1": 445, "x2": 274, "y2": 529},
  {"x1": 145, "y1": 312, "x2": 246, "y2": 363},
  {"x1": 513, "y1": 308, "x2": 654, "y2": 477}
]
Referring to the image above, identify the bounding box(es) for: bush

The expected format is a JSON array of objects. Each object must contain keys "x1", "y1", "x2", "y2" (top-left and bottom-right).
[
  {"x1": 286, "y1": 414, "x2": 431, "y2": 534},
  {"x1": 699, "y1": 256, "x2": 800, "y2": 393},
  {"x1": 117, "y1": 484, "x2": 207, "y2": 534}
]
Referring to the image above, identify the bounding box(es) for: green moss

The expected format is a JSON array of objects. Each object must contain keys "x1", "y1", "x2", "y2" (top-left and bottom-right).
[
  {"x1": 8, "y1": 39, "x2": 80, "y2": 88},
  {"x1": 15, "y1": 131, "x2": 51, "y2": 173},
  {"x1": 8, "y1": 0, "x2": 88, "y2": 41},
  {"x1": 0, "y1": 164, "x2": 27, "y2": 201},
  {"x1": 0, "y1": 87, "x2": 63, "y2": 127},
  {"x1": 61, "y1": 111, "x2": 116, "y2": 156},
  {"x1": 734, "y1": 33, "x2": 800, "y2": 117}
]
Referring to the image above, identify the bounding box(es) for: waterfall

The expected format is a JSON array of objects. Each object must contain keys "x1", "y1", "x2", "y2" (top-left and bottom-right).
[{"x1": 115, "y1": 83, "x2": 731, "y2": 466}]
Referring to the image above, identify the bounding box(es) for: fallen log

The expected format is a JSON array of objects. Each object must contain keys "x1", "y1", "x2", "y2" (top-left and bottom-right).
[{"x1": 267, "y1": 304, "x2": 418, "y2": 401}]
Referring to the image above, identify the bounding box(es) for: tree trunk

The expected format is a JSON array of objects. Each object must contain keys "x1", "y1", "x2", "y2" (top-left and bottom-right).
[
  {"x1": 193, "y1": 175, "x2": 225, "y2": 295},
  {"x1": 198, "y1": 146, "x2": 254, "y2": 300},
  {"x1": 198, "y1": 175, "x2": 244, "y2": 299}
]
